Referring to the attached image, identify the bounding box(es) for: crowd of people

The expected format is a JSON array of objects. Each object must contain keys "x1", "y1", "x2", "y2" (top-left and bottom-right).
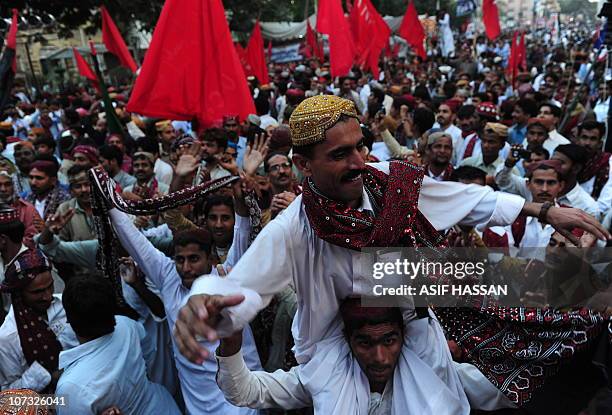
[{"x1": 0, "y1": 12, "x2": 611, "y2": 415}]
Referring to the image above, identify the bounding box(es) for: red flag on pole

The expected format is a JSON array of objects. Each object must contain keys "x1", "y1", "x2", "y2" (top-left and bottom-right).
[
  {"x1": 349, "y1": 0, "x2": 390, "y2": 78},
  {"x1": 245, "y1": 21, "x2": 269, "y2": 84},
  {"x1": 317, "y1": 0, "x2": 355, "y2": 77},
  {"x1": 518, "y1": 31, "x2": 527, "y2": 71},
  {"x1": 482, "y1": 0, "x2": 501, "y2": 41},
  {"x1": 305, "y1": 21, "x2": 316, "y2": 59},
  {"x1": 126, "y1": 0, "x2": 255, "y2": 127},
  {"x1": 398, "y1": 1, "x2": 426, "y2": 60},
  {"x1": 72, "y1": 47, "x2": 100, "y2": 92},
  {"x1": 506, "y1": 31, "x2": 518, "y2": 85},
  {"x1": 100, "y1": 6, "x2": 138, "y2": 73},
  {"x1": 6, "y1": 8, "x2": 18, "y2": 72}
]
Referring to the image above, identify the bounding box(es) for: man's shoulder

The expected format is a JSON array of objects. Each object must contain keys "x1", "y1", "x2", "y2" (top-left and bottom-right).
[
  {"x1": 460, "y1": 155, "x2": 479, "y2": 166},
  {"x1": 0, "y1": 308, "x2": 17, "y2": 337},
  {"x1": 57, "y1": 198, "x2": 77, "y2": 211}
]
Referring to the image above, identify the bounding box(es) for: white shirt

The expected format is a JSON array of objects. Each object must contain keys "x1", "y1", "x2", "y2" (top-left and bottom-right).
[
  {"x1": 191, "y1": 162, "x2": 524, "y2": 413},
  {"x1": 34, "y1": 198, "x2": 47, "y2": 219},
  {"x1": 0, "y1": 295, "x2": 78, "y2": 392},
  {"x1": 57, "y1": 316, "x2": 180, "y2": 415},
  {"x1": 579, "y1": 155, "x2": 612, "y2": 217},
  {"x1": 455, "y1": 134, "x2": 510, "y2": 166},
  {"x1": 154, "y1": 158, "x2": 174, "y2": 187},
  {"x1": 521, "y1": 129, "x2": 570, "y2": 155},
  {"x1": 109, "y1": 209, "x2": 261, "y2": 415},
  {"x1": 495, "y1": 167, "x2": 601, "y2": 218}
]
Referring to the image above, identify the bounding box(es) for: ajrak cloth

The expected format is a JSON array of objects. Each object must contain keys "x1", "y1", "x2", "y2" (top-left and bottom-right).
[
  {"x1": 578, "y1": 152, "x2": 611, "y2": 199},
  {"x1": 302, "y1": 160, "x2": 610, "y2": 407},
  {"x1": 1, "y1": 249, "x2": 62, "y2": 373}
]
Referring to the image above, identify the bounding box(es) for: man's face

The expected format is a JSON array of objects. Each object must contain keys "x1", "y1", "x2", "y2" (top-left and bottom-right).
[
  {"x1": 523, "y1": 152, "x2": 547, "y2": 173},
  {"x1": 551, "y1": 151, "x2": 575, "y2": 180},
  {"x1": 69, "y1": 173, "x2": 91, "y2": 206},
  {"x1": 34, "y1": 143, "x2": 53, "y2": 157},
  {"x1": 0, "y1": 175, "x2": 14, "y2": 203},
  {"x1": 201, "y1": 140, "x2": 222, "y2": 162},
  {"x1": 429, "y1": 137, "x2": 452, "y2": 165},
  {"x1": 436, "y1": 104, "x2": 454, "y2": 127},
  {"x1": 133, "y1": 158, "x2": 154, "y2": 182},
  {"x1": 14, "y1": 146, "x2": 35, "y2": 171},
  {"x1": 457, "y1": 115, "x2": 477, "y2": 134},
  {"x1": 512, "y1": 105, "x2": 529, "y2": 126},
  {"x1": 538, "y1": 106, "x2": 557, "y2": 129},
  {"x1": 525, "y1": 125, "x2": 548, "y2": 147},
  {"x1": 341, "y1": 79, "x2": 352, "y2": 94},
  {"x1": 481, "y1": 131, "x2": 504, "y2": 161},
  {"x1": 349, "y1": 322, "x2": 403, "y2": 392},
  {"x1": 108, "y1": 135, "x2": 124, "y2": 152},
  {"x1": 293, "y1": 118, "x2": 366, "y2": 206},
  {"x1": 577, "y1": 128, "x2": 602, "y2": 156},
  {"x1": 267, "y1": 154, "x2": 293, "y2": 189},
  {"x1": 99, "y1": 156, "x2": 116, "y2": 175},
  {"x1": 22, "y1": 271, "x2": 54, "y2": 314},
  {"x1": 72, "y1": 152, "x2": 92, "y2": 168},
  {"x1": 159, "y1": 125, "x2": 176, "y2": 146},
  {"x1": 528, "y1": 168, "x2": 563, "y2": 203},
  {"x1": 29, "y1": 168, "x2": 55, "y2": 196},
  {"x1": 174, "y1": 243, "x2": 210, "y2": 289},
  {"x1": 223, "y1": 119, "x2": 240, "y2": 135},
  {"x1": 206, "y1": 204, "x2": 235, "y2": 248}
]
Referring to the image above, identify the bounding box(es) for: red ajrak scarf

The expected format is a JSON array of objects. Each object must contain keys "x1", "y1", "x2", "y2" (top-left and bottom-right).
[
  {"x1": 302, "y1": 160, "x2": 446, "y2": 250},
  {"x1": 578, "y1": 152, "x2": 611, "y2": 199}
]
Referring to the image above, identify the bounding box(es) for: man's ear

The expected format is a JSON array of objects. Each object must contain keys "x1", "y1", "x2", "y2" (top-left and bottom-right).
[{"x1": 292, "y1": 154, "x2": 312, "y2": 177}]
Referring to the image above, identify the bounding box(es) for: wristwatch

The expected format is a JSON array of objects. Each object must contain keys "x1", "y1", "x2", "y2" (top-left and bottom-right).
[{"x1": 538, "y1": 201, "x2": 554, "y2": 224}]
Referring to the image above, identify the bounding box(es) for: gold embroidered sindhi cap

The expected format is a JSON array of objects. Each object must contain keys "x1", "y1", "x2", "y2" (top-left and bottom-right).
[{"x1": 289, "y1": 95, "x2": 358, "y2": 147}]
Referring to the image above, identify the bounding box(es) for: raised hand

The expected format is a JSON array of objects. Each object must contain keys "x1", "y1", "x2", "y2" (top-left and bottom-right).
[
  {"x1": 46, "y1": 208, "x2": 75, "y2": 234},
  {"x1": 119, "y1": 257, "x2": 140, "y2": 287},
  {"x1": 175, "y1": 141, "x2": 202, "y2": 178},
  {"x1": 243, "y1": 133, "x2": 270, "y2": 176},
  {"x1": 217, "y1": 153, "x2": 239, "y2": 176}
]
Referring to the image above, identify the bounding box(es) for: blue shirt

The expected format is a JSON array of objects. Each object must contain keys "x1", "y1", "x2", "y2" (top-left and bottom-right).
[
  {"x1": 57, "y1": 316, "x2": 180, "y2": 415},
  {"x1": 508, "y1": 124, "x2": 527, "y2": 146}
]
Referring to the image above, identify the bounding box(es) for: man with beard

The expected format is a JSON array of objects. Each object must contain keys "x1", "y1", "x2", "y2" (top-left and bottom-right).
[
  {"x1": 497, "y1": 144, "x2": 601, "y2": 218},
  {"x1": 424, "y1": 132, "x2": 454, "y2": 181},
  {"x1": 55, "y1": 165, "x2": 96, "y2": 242},
  {"x1": 25, "y1": 156, "x2": 70, "y2": 221},
  {"x1": 175, "y1": 96, "x2": 609, "y2": 414},
  {"x1": 484, "y1": 160, "x2": 565, "y2": 251},
  {"x1": 434, "y1": 100, "x2": 463, "y2": 164},
  {"x1": 203, "y1": 195, "x2": 235, "y2": 266},
  {"x1": 0, "y1": 170, "x2": 42, "y2": 248},
  {"x1": 223, "y1": 115, "x2": 248, "y2": 168},
  {"x1": 455, "y1": 102, "x2": 510, "y2": 164},
  {"x1": 134, "y1": 136, "x2": 173, "y2": 187},
  {"x1": 0, "y1": 247, "x2": 78, "y2": 392},
  {"x1": 13, "y1": 141, "x2": 35, "y2": 197},
  {"x1": 576, "y1": 121, "x2": 612, "y2": 217},
  {"x1": 196, "y1": 128, "x2": 230, "y2": 182},
  {"x1": 263, "y1": 152, "x2": 301, "y2": 219},
  {"x1": 124, "y1": 153, "x2": 170, "y2": 198},
  {"x1": 460, "y1": 122, "x2": 517, "y2": 180}
]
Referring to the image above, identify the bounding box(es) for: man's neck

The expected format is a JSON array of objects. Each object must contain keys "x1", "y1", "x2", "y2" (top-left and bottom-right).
[
  {"x1": 482, "y1": 155, "x2": 497, "y2": 166},
  {"x1": 35, "y1": 187, "x2": 54, "y2": 202},
  {"x1": 370, "y1": 380, "x2": 386, "y2": 394},
  {"x1": 137, "y1": 177, "x2": 153, "y2": 187},
  {"x1": 561, "y1": 178, "x2": 577, "y2": 195},
  {"x1": 428, "y1": 162, "x2": 448, "y2": 177}
]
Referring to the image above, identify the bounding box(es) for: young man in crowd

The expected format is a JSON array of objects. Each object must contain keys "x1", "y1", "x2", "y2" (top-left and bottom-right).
[
  {"x1": 99, "y1": 144, "x2": 137, "y2": 190},
  {"x1": 25, "y1": 156, "x2": 70, "y2": 221}
]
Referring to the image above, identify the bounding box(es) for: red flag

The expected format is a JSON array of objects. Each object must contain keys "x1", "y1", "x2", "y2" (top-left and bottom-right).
[
  {"x1": 305, "y1": 21, "x2": 315, "y2": 59},
  {"x1": 317, "y1": 0, "x2": 355, "y2": 77},
  {"x1": 101, "y1": 6, "x2": 138, "y2": 73},
  {"x1": 482, "y1": 0, "x2": 501, "y2": 41},
  {"x1": 398, "y1": 1, "x2": 426, "y2": 60},
  {"x1": 506, "y1": 31, "x2": 518, "y2": 85},
  {"x1": 6, "y1": 8, "x2": 18, "y2": 71},
  {"x1": 246, "y1": 21, "x2": 269, "y2": 84},
  {"x1": 518, "y1": 32, "x2": 527, "y2": 71},
  {"x1": 349, "y1": 0, "x2": 390, "y2": 78},
  {"x1": 126, "y1": 0, "x2": 254, "y2": 127},
  {"x1": 72, "y1": 48, "x2": 100, "y2": 92}
]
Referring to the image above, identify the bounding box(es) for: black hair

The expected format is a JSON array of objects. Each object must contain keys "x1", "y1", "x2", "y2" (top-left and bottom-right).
[
  {"x1": 539, "y1": 102, "x2": 561, "y2": 119},
  {"x1": 63, "y1": 277, "x2": 117, "y2": 339},
  {"x1": 254, "y1": 93, "x2": 271, "y2": 116},
  {"x1": 0, "y1": 221, "x2": 25, "y2": 244},
  {"x1": 264, "y1": 152, "x2": 292, "y2": 172},
  {"x1": 33, "y1": 134, "x2": 56, "y2": 150},
  {"x1": 340, "y1": 298, "x2": 403, "y2": 339},
  {"x1": 361, "y1": 125, "x2": 374, "y2": 152},
  {"x1": 173, "y1": 228, "x2": 213, "y2": 255},
  {"x1": 200, "y1": 128, "x2": 228, "y2": 150},
  {"x1": 450, "y1": 166, "x2": 487, "y2": 183},
  {"x1": 554, "y1": 144, "x2": 587, "y2": 166},
  {"x1": 442, "y1": 82, "x2": 457, "y2": 99},
  {"x1": 134, "y1": 136, "x2": 160, "y2": 155},
  {"x1": 67, "y1": 164, "x2": 89, "y2": 179},
  {"x1": 515, "y1": 98, "x2": 538, "y2": 118},
  {"x1": 578, "y1": 120, "x2": 605, "y2": 138},
  {"x1": 525, "y1": 164, "x2": 561, "y2": 180},
  {"x1": 413, "y1": 85, "x2": 432, "y2": 102},
  {"x1": 527, "y1": 145, "x2": 550, "y2": 159},
  {"x1": 99, "y1": 144, "x2": 124, "y2": 167},
  {"x1": 457, "y1": 104, "x2": 476, "y2": 120},
  {"x1": 203, "y1": 194, "x2": 234, "y2": 218},
  {"x1": 412, "y1": 108, "x2": 435, "y2": 137}
]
